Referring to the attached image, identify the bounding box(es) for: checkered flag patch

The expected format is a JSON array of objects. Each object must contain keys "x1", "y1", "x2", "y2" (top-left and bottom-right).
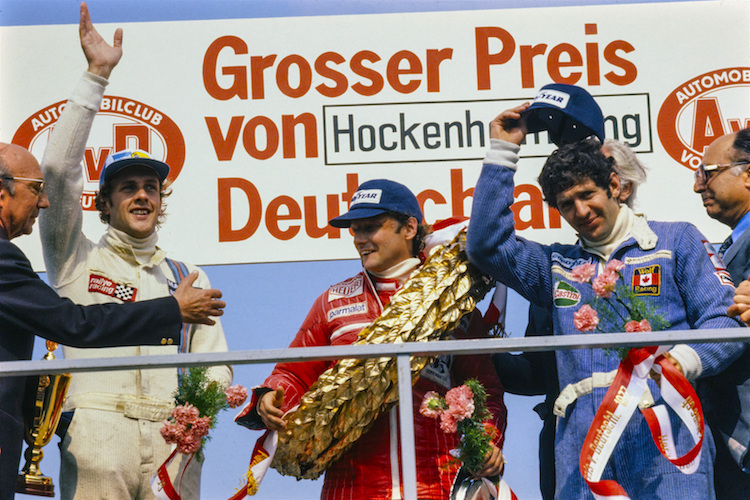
[{"x1": 114, "y1": 284, "x2": 136, "y2": 302}]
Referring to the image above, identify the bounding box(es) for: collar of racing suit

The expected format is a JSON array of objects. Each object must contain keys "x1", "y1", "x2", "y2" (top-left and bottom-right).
[
  {"x1": 101, "y1": 225, "x2": 166, "y2": 266},
  {"x1": 580, "y1": 205, "x2": 657, "y2": 262},
  {"x1": 367, "y1": 257, "x2": 420, "y2": 306}
]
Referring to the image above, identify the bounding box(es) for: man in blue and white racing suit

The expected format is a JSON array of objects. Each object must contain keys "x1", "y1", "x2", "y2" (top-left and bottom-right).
[{"x1": 467, "y1": 103, "x2": 746, "y2": 499}]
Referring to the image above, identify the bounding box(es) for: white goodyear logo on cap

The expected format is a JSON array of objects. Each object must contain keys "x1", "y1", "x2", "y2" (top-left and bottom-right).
[
  {"x1": 350, "y1": 189, "x2": 382, "y2": 206},
  {"x1": 657, "y1": 66, "x2": 750, "y2": 171},
  {"x1": 554, "y1": 281, "x2": 580, "y2": 307},
  {"x1": 12, "y1": 95, "x2": 185, "y2": 211},
  {"x1": 533, "y1": 89, "x2": 571, "y2": 110}
]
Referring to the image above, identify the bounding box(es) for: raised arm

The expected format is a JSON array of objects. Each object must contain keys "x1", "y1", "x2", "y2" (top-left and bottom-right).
[
  {"x1": 39, "y1": 2, "x2": 123, "y2": 286},
  {"x1": 466, "y1": 104, "x2": 555, "y2": 307},
  {"x1": 79, "y1": 1, "x2": 122, "y2": 78},
  {"x1": 489, "y1": 102, "x2": 530, "y2": 145}
]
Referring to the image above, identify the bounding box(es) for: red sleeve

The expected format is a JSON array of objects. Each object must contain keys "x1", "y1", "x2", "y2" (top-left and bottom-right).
[
  {"x1": 451, "y1": 311, "x2": 508, "y2": 447},
  {"x1": 236, "y1": 291, "x2": 335, "y2": 430}
]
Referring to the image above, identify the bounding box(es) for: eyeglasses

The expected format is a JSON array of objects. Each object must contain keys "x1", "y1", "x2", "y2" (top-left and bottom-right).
[
  {"x1": 694, "y1": 161, "x2": 750, "y2": 185},
  {"x1": 0, "y1": 175, "x2": 45, "y2": 196}
]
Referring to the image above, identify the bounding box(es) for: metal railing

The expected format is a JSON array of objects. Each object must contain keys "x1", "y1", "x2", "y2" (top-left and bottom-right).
[{"x1": 2, "y1": 327, "x2": 749, "y2": 499}]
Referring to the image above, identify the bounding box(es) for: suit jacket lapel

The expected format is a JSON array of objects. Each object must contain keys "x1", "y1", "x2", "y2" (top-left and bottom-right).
[{"x1": 724, "y1": 229, "x2": 750, "y2": 266}]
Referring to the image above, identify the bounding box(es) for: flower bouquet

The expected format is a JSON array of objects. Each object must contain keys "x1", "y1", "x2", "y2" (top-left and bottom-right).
[
  {"x1": 152, "y1": 367, "x2": 247, "y2": 499},
  {"x1": 571, "y1": 259, "x2": 668, "y2": 357},
  {"x1": 420, "y1": 379, "x2": 515, "y2": 500},
  {"x1": 568, "y1": 261, "x2": 705, "y2": 499}
]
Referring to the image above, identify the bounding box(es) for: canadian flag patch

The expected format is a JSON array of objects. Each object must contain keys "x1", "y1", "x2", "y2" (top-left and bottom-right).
[
  {"x1": 632, "y1": 265, "x2": 660, "y2": 296},
  {"x1": 88, "y1": 274, "x2": 137, "y2": 302}
]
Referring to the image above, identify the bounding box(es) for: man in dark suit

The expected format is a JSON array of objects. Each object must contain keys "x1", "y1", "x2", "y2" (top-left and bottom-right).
[
  {"x1": 0, "y1": 142, "x2": 225, "y2": 499},
  {"x1": 693, "y1": 127, "x2": 750, "y2": 499}
]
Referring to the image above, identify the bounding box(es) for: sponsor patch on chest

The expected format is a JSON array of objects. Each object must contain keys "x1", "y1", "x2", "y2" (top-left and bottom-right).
[
  {"x1": 632, "y1": 265, "x2": 660, "y2": 295},
  {"x1": 328, "y1": 275, "x2": 364, "y2": 301},
  {"x1": 551, "y1": 253, "x2": 593, "y2": 271},
  {"x1": 327, "y1": 302, "x2": 368, "y2": 321},
  {"x1": 420, "y1": 356, "x2": 452, "y2": 388},
  {"x1": 553, "y1": 281, "x2": 581, "y2": 307},
  {"x1": 88, "y1": 274, "x2": 137, "y2": 302}
]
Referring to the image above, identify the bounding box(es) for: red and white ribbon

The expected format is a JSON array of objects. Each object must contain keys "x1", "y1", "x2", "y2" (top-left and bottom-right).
[
  {"x1": 151, "y1": 448, "x2": 192, "y2": 500},
  {"x1": 579, "y1": 346, "x2": 704, "y2": 499},
  {"x1": 229, "y1": 430, "x2": 278, "y2": 499},
  {"x1": 150, "y1": 430, "x2": 277, "y2": 500}
]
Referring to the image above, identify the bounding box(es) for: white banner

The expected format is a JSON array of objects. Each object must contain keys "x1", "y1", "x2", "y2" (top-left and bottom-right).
[{"x1": 2, "y1": 0, "x2": 749, "y2": 268}]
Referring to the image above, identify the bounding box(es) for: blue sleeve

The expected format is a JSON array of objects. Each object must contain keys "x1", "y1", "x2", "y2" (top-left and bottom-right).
[
  {"x1": 466, "y1": 142, "x2": 554, "y2": 307},
  {"x1": 676, "y1": 223, "x2": 747, "y2": 376}
]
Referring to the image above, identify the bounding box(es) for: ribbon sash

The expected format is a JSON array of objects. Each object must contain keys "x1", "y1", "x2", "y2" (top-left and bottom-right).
[
  {"x1": 151, "y1": 429, "x2": 278, "y2": 500},
  {"x1": 228, "y1": 429, "x2": 279, "y2": 499},
  {"x1": 150, "y1": 448, "x2": 188, "y2": 500},
  {"x1": 579, "y1": 346, "x2": 704, "y2": 499}
]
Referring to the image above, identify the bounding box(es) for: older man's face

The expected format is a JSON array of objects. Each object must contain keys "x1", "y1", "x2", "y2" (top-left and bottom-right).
[
  {"x1": 693, "y1": 133, "x2": 750, "y2": 228},
  {"x1": 0, "y1": 144, "x2": 50, "y2": 239}
]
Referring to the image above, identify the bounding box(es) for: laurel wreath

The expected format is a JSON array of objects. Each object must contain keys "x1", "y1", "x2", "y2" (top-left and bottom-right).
[{"x1": 271, "y1": 229, "x2": 494, "y2": 479}]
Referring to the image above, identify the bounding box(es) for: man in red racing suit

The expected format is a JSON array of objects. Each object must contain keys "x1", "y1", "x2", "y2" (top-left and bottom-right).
[{"x1": 236, "y1": 179, "x2": 507, "y2": 500}]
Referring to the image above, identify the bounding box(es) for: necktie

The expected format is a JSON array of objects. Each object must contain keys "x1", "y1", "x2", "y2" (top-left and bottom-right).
[{"x1": 718, "y1": 235, "x2": 733, "y2": 258}]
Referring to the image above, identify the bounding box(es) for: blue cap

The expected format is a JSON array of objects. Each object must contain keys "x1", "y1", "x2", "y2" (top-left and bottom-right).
[
  {"x1": 329, "y1": 179, "x2": 423, "y2": 228},
  {"x1": 523, "y1": 83, "x2": 605, "y2": 146},
  {"x1": 99, "y1": 149, "x2": 170, "y2": 189}
]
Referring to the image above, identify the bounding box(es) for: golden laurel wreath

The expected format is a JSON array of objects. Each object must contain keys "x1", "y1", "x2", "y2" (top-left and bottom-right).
[{"x1": 271, "y1": 229, "x2": 494, "y2": 479}]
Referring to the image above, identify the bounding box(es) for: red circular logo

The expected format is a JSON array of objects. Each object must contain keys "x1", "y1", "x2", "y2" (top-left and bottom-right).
[
  {"x1": 657, "y1": 67, "x2": 750, "y2": 171},
  {"x1": 12, "y1": 96, "x2": 186, "y2": 210}
]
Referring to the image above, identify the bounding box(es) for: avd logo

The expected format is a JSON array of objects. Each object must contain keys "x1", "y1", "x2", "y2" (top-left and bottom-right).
[
  {"x1": 657, "y1": 67, "x2": 750, "y2": 171},
  {"x1": 12, "y1": 96, "x2": 186, "y2": 210}
]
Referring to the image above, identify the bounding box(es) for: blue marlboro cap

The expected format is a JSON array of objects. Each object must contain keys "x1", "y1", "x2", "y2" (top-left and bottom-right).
[
  {"x1": 329, "y1": 179, "x2": 423, "y2": 228},
  {"x1": 523, "y1": 83, "x2": 605, "y2": 146}
]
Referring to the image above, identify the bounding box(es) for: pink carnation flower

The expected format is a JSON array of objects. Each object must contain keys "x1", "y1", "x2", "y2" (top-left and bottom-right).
[
  {"x1": 225, "y1": 385, "x2": 248, "y2": 408},
  {"x1": 592, "y1": 272, "x2": 618, "y2": 298},
  {"x1": 172, "y1": 403, "x2": 200, "y2": 425},
  {"x1": 439, "y1": 412, "x2": 459, "y2": 434},
  {"x1": 178, "y1": 432, "x2": 202, "y2": 455},
  {"x1": 445, "y1": 385, "x2": 475, "y2": 421},
  {"x1": 574, "y1": 304, "x2": 600, "y2": 332},
  {"x1": 159, "y1": 421, "x2": 185, "y2": 445},
  {"x1": 420, "y1": 391, "x2": 444, "y2": 419},
  {"x1": 571, "y1": 263, "x2": 596, "y2": 283},
  {"x1": 190, "y1": 416, "x2": 212, "y2": 439},
  {"x1": 625, "y1": 319, "x2": 651, "y2": 332},
  {"x1": 605, "y1": 259, "x2": 625, "y2": 274}
]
